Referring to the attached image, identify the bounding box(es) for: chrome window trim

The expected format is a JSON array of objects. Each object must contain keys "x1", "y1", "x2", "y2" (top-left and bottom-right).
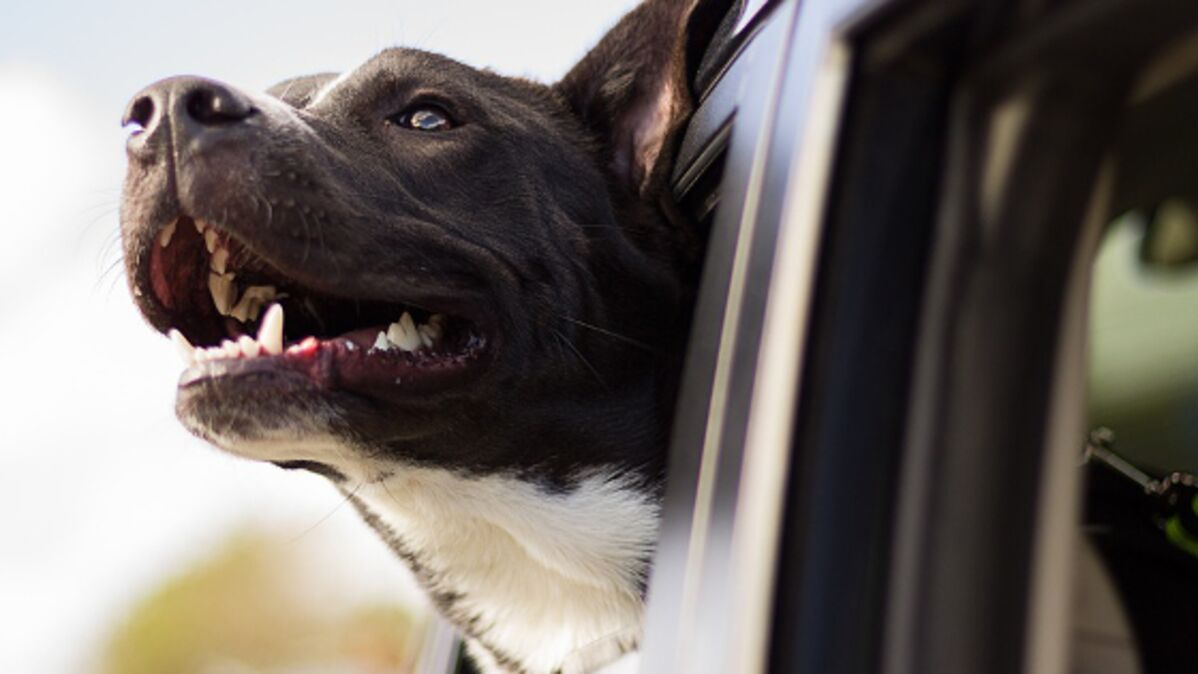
[
  {"x1": 733, "y1": 0, "x2": 774, "y2": 35},
  {"x1": 641, "y1": 1, "x2": 881, "y2": 672},
  {"x1": 416, "y1": 619, "x2": 467, "y2": 674}
]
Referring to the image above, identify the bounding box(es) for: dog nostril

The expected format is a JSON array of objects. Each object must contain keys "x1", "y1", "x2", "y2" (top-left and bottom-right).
[
  {"x1": 184, "y1": 87, "x2": 254, "y2": 126},
  {"x1": 122, "y1": 96, "x2": 155, "y2": 134}
]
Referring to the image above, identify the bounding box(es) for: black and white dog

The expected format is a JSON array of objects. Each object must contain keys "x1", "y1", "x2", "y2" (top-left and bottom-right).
[{"x1": 120, "y1": 1, "x2": 716, "y2": 671}]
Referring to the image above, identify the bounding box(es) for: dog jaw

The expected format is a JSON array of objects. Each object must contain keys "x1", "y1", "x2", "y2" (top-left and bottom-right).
[
  {"x1": 203, "y1": 422, "x2": 658, "y2": 673},
  {"x1": 196, "y1": 406, "x2": 661, "y2": 674}
]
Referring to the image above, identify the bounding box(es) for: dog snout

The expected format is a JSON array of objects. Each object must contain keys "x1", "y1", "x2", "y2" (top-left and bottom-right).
[{"x1": 122, "y1": 76, "x2": 257, "y2": 160}]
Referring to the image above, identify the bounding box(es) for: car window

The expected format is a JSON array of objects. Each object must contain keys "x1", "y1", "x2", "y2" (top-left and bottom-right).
[{"x1": 1090, "y1": 206, "x2": 1198, "y2": 472}]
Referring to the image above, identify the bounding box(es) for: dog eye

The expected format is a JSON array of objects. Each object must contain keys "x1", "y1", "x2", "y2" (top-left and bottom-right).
[{"x1": 391, "y1": 105, "x2": 455, "y2": 131}]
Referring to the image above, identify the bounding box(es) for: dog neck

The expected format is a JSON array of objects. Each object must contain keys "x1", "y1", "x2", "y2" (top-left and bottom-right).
[{"x1": 347, "y1": 464, "x2": 659, "y2": 674}]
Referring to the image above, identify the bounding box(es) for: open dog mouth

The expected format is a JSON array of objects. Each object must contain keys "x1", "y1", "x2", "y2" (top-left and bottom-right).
[{"x1": 144, "y1": 215, "x2": 489, "y2": 395}]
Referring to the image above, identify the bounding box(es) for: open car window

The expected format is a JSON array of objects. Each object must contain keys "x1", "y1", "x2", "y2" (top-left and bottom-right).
[{"x1": 642, "y1": 2, "x2": 1198, "y2": 674}]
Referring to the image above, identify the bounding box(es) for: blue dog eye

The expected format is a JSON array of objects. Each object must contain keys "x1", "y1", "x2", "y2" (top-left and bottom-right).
[{"x1": 394, "y1": 106, "x2": 454, "y2": 131}]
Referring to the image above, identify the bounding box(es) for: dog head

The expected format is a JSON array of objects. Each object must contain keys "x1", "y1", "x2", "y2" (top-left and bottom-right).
[
  {"x1": 121, "y1": 0, "x2": 709, "y2": 489},
  {"x1": 120, "y1": 0, "x2": 716, "y2": 668}
]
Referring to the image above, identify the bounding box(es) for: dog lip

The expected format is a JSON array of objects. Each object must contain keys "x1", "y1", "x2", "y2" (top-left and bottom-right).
[
  {"x1": 132, "y1": 213, "x2": 498, "y2": 400},
  {"x1": 129, "y1": 210, "x2": 502, "y2": 404},
  {"x1": 177, "y1": 330, "x2": 490, "y2": 396},
  {"x1": 132, "y1": 213, "x2": 496, "y2": 346}
]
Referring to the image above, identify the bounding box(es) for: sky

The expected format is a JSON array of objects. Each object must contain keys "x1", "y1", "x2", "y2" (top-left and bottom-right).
[{"x1": 0, "y1": 1, "x2": 638, "y2": 671}]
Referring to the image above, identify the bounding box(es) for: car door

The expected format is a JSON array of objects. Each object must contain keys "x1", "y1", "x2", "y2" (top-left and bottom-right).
[{"x1": 647, "y1": 1, "x2": 1198, "y2": 674}]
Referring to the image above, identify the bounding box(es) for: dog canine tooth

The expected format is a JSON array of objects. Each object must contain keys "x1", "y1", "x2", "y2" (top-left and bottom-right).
[
  {"x1": 211, "y1": 247, "x2": 229, "y2": 274},
  {"x1": 258, "y1": 303, "x2": 284, "y2": 355},
  {"x1": 157, "y1": 220, "x2": 177, "y2": 248},
  {"x1": 386, "y1": 312, "x2": 422, "y2": 352},
  {"x1": 204, "y1": 228, "x2": 219, "y2": 254},
  {"x1": 237, "y1": 335, "x2": 260, "y2": 358},
  {"x1": 168, "y1": 329, "x2": 195, "y2": 364},
  {"x1": 193, "y1": 219, "x2": 206, "y2": 234}
]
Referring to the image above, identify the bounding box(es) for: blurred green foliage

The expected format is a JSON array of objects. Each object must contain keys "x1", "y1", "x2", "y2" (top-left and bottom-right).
[{"x1": 98, "y1": 531, "x2": 424, "y2": 674}]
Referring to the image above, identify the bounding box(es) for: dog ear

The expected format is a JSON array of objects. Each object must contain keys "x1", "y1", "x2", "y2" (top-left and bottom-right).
[{"x1": 556, "y1": 0, "x2": 704, "y2": 198}]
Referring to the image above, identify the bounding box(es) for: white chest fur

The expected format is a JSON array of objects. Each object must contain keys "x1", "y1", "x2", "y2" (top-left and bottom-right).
[{"x1": 353, "y1": 467, "x2": 659, "y2": 674}]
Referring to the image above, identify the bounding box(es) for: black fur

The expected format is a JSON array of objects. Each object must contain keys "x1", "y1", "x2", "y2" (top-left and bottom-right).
[{"x1": 120, "y1": 1, "x2": 720, "y2": 671}]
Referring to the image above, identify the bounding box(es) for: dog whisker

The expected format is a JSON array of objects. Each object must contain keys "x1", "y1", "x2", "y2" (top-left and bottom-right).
[
  {"x1": 378, "y1": 477, "x2": 405, "y2": 511},
  {"x1": 286, "y1": 481, "x2": 363, "y2": 544},
  {"x1": 93, "y1": 255, "x2": 127, "y2": 294},
  {"x1": 552, "y1": 327, "x2": 610, "y2": 390},
  {"x1": 557, "y1": 315, "x2": 654, "y2": 352}
]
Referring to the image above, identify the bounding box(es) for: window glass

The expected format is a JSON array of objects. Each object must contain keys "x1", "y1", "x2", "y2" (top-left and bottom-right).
[{"x1": 1089, "y1": 203, "x2": 1198, "y2": 472}]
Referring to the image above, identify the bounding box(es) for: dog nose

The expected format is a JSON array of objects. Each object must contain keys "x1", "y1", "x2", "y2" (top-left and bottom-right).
[{"x1": 123, "y1": 77, "x2": 256, "y2": 159}]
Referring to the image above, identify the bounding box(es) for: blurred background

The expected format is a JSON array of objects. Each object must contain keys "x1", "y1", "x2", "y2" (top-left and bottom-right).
[{"x1": 0, "y1": 1, "x2": 636, "y2": 672}]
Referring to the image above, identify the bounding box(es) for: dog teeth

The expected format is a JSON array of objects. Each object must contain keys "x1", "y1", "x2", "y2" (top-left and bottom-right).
[
  {"x1": 372, "y1": 313, "x2": 447, "y2": 353},
  {"x1": 229, "y1": 285, "x2": 277, "y2": 322},
  {"x1": 158, "y1": 220, "x2": 177, "y2": 248},
  {"x1": 421, "y1": 314, "x2": 446, "y2": 346},
  {"x1": 211, "y1": 246, "x2": 229, "y2": 274},
  {"x1": 258, "y1": 303, "x2": 285, "y2": 355},
  {"x1": 170, "y1": 304, "x2": 448, "y2": 369},
  {"x1": 221, "y1": 339, "x2": 241, "y2": 359},
  {"x1": 228, "y1": 297, "x2": 254, "y2": 323},
  {"x1": 208, "y1": 272, "x2": 238, "y2": 315},
  {"x1": 197, "y1": 228, "x2": 280, "y2": 325},
  {"x1": 169, "y1": 329, "x2": 195, "y2": 364},
  {"x1": 238, "y1": 335, "x2": 260, "y2": 358},
  {"x1": 386, "y1": 312, "x2": 422, "y2": 352},
  {"x1": 168, "y1": 329, "x2": 271, "y2": 367},
  {"x1": 372, "y1": 331, "x2": 394, "y2": 352},
  {"x1": 194, "y1": 219, "x2": 206, "y2": 234},
  {"x1": 209, "y1": 267, "x2": 282, "y2": 323}
]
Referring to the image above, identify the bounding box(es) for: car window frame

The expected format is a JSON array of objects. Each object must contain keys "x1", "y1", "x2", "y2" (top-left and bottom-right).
[
  {"x1": 643, "y1": 0, "x2": 872, "y2": 672},
  {"x1": 654, "y1": 2, "x2": 1198, "y2": 674}
]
